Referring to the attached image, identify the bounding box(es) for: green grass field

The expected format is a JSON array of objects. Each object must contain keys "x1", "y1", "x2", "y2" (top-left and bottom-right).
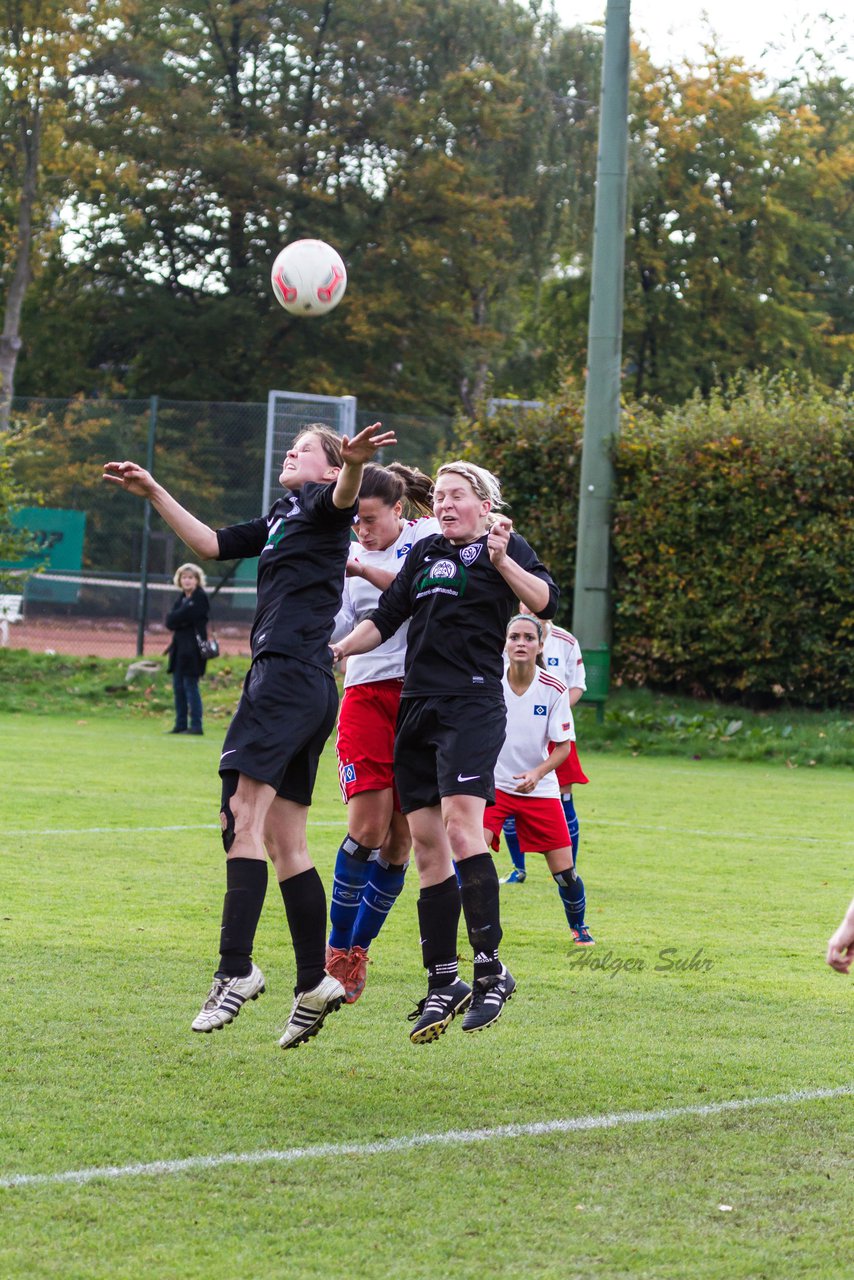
[{"x1": 2, "y1": 712, "x2": 852, "y2": 1279}]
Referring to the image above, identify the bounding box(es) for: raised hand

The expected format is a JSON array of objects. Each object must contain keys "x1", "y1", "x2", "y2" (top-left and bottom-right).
[
  {"x1": 341, "y1": 422, "x2": 398, "y2": 467},
  {"x1": 102, "y1": 461, "x2": 157, "y2": 499},
  {"x1": 487, "y1": 515, "x2": 513, "y2": 566}
]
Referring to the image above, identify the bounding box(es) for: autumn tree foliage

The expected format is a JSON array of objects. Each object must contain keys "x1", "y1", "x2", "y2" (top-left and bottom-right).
[
  {"x1": 2, "y1": 4, "x2": 851, "y2": 413},
  {"x1": 0, "y1": 0, "x2": 99, "y2": 425},
  {"x1": 507, "y1": 46, "x2": 854, "y2": 405},
  {"x1": 10, "y1": 0, "x2": 600, "y2": 412}
]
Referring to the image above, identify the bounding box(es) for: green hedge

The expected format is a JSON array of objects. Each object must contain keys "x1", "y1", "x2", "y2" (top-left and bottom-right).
[{"x1": 449, "y1": 375, "x2": 854, "y2": 706}]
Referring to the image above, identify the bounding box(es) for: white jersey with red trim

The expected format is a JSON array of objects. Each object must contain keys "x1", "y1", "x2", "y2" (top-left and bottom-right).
[
  {"x1": 332, "y1": 517, "x2": 440, "y2": 687},
  {"x1": 495, "y1": 668, "x2": 574, "y2": 800},
  {"x1": 542, "y1": 624, "x2": 586, "y2": 692}
]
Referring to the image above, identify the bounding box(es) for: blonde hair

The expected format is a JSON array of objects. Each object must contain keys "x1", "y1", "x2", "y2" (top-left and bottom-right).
[
  {"x1": 435, "y1": 460, "x2": 505, "y2": 525},
  {"x1": 173, "y1": 562, "x2": 206, "y2": 589}
]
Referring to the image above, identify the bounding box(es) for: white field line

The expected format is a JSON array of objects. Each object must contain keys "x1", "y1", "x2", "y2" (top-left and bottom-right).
[
  {"x1": 6, "y1": 823, "x2": 342, "y2": 836},
  {"x1": 1, "y1": 1085, "x2": 850, "y2": 1192},
  {"x1": 7, "y1": 819, "x2": 851, "y2": 846}
]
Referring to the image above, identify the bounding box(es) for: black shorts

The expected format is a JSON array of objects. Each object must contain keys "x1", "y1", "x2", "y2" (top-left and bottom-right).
[
  {"x1": 393, "y1": 694, "x2": 506, "y2": 813},
  {"x1": 219, "y1": 654, "x2": 338, "y2": 805}
]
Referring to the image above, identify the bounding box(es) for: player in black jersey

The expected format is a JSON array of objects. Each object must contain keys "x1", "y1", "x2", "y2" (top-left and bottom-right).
[
  {"x1": 103, "y1": 421, "x2": 395, "y2": 1050},
  {"x1": 332, "y1": 460, "x2": 558, "y2": 1042}
]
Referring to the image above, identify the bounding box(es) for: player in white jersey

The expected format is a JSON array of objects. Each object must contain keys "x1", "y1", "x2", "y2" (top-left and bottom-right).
[
  {"x1": 326, "y1": 462, "x2": 438, "y2": 1003},
  {"x1": 501, "y1": 611, "x2": 590, "y2": 903},
  {"x1": 484, "y1": 614, "x2": 593, "y2": 945}
]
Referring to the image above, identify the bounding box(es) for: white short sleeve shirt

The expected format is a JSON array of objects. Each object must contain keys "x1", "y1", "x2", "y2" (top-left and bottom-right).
[
  {"x1": 542, "y1": 625, "x2": 586, "y2": 692},
  {"x1": 494, "y1": 668, "x2": 574, "y2": 799},
  {"x1": 333, "y1": 517, "x2": 440, "y2": 687}
]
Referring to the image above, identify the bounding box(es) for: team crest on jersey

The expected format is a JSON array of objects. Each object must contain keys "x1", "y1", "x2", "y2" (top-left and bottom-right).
[
  {"x1": 534, "y1": 704, "x2": 547, "y2": 716},
  {"x1": 430, "y1": 559, "x2": 457, "y2": 579},
  {"x1": 460, "y1": 543, "x2": 483, "y2": 566},
  {"x1": 547, "y1": 657, "x2": 559, "y2": 667},
  {"x1": 416, "y1": 557, "x2": 468, "y2": 597},
  {"x1": 397, "y1": 544, "x2": 412, "y2": 558}
]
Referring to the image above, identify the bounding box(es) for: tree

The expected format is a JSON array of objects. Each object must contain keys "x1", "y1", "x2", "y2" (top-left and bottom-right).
[
  {"x1": 623, "y1": 48, "x2": 854, "y2": 403},
  {"x1": 0, "y1": 0, "x2": 94, "y2": 426},
  {"x1": 13, "y1": 0, "x2": 602, "y2": 413},
  {"x1": 0, "y1": 421, "x2": 41, "y2": 581}
]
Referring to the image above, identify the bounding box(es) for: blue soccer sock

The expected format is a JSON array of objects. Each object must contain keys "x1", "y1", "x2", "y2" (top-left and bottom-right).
[
  {"x1": 503, "y1": 815, "x2": 526, "y2": 873},
  {"x1": 554, "y1": 866, "x2": 586, "y2": 929},
  {"x1": 328, "y1": 835, "x2": 379, "y2": 949},
  {"x1": 562, "y1": 794, "x2": 579, "y2": 867},
  {"x1": 351, "y1": 856, "x2": 408, "y2": 951}
]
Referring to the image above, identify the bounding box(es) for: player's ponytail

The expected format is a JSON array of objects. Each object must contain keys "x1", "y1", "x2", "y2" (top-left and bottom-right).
[
  {"x1": 386, "y1": 462, "x2": 434, "y2": 517},
  {"x1": 359, "y1": 462, "x2": 434, "y2": 518}
]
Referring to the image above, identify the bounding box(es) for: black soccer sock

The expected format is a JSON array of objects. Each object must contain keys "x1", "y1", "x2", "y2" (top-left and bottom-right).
[
  {"x1": 217, "y1": 857, "x2": 268, "y2": 978},
  {"x1": 457, "y1": 852, "x2": 503, "y2": 980},
  {"x1": 280, "y1": 867, "x2": 329, "y2": 995},
  {"x1": 417, "y1": 875, "x2": 461, "y2": 989}
]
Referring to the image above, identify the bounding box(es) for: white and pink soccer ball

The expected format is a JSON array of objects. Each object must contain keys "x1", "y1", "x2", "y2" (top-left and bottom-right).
[{"x1": 270, "y1": 239, "x2": 347, "y2": 316}]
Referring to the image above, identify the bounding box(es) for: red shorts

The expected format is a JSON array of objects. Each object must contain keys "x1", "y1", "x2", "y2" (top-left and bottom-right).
[
  {"x1": 335, "y1": 678, "x2": 403, "y2": 804},
  {"x1": 555, "y1": 741, "x2": 589, "y2": 789},
  {"x1": 483, "y1": 790, "x2": 571, "y2": 854}
]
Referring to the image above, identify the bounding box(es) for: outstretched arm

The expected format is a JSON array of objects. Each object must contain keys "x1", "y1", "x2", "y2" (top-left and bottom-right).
[
  {"x1": 103, "y1": 462, "x2": 219, "y2": 559},
  {"x1": 333, "y1": 423, "x2": 398, "y2": 510}
]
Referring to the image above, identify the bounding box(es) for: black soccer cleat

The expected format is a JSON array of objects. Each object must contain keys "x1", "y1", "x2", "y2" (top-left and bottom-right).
[
  {"x1": 407, "y1": 979, "x2": 472, "y2": 1044},
  {"x1": 461, "y1": 966, "x2": 516, "y2": 1033}
]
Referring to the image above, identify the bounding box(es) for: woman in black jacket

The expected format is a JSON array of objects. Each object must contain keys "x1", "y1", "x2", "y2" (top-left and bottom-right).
[{"x1": 166, "y1": 562, "x2": 210, "y2": 735}]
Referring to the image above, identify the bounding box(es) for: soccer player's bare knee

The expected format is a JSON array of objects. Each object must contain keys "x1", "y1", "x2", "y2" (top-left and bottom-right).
[
  {"x1": 443, "y1": 817, "x2": 482, "y2": 860},
  {"x1": 348, "y1": 791, "x2": 393, "y2": 850},
  {"x1": 264, "y1": 797, "x2": 312, "y2": 878},
  {"x1": 221, "y1": 773, "x2": 275, "y2": 857},
  {"x1": 383, "y1": 818, "x2": 412, "y2": 865}
]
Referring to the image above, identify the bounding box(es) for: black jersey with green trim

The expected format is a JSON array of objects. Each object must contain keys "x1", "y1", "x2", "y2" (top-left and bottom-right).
[
  {"x1": 216, "y1": 482, "x2": 356, "y2": 667},
  {"x1": 368, "y1": 531, "x2": 558, "y2": 698}
]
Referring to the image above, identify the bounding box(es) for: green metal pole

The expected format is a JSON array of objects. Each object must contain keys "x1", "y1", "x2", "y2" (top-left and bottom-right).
[
  {"x1": 572, "y1": 0, "x2": 631, "y2": 652},
  {"x1": 135, "y1": 396, "x2": 158, "y2": 657}
]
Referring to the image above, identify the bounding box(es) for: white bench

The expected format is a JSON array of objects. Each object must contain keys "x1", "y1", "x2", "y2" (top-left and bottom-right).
[{"x1": 0, "y1": 593, "x2": 24, "y2": 646}]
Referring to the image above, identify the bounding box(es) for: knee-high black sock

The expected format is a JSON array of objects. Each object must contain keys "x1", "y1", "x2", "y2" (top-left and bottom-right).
[
  {"x1": 217, "y1": 857, "x2": 268, "y2": 978},
  {"x1": 457, "y1": 853, "x2": 502, "y2": 980},
  {"x1": 280, "y1": 867, "x2": 328, "y2": 995},
  {"x1": 417, "y1": 875, "x2": 461, "y2": 989}
]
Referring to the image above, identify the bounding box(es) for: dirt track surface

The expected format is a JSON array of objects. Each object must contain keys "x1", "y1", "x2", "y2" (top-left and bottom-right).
[{"x1": 4, "y1": 618, "x2": 252, "y2": 659}]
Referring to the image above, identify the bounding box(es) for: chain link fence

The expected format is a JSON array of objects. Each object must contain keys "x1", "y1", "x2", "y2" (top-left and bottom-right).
[{"x1": 2, "y1": 396, "x2": 455, "y2": 658}]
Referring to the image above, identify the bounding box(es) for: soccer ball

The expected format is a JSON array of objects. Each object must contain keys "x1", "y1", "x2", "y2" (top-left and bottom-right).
[{"x1": 270, "y1": 239, "x2": 347, "y2": 316}]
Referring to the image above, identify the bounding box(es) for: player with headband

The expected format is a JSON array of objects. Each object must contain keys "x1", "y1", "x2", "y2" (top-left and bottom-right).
[
  {"x1": 500, "y1": 607, "x2": 593, "y2": 944},
  {"x1": 485, "y1": 612, "x2": 590, "y2": 944}
]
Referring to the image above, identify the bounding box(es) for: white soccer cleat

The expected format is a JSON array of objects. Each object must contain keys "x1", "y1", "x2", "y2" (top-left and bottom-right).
[
  {"x1": 278, "y1": 974, "x2": 345, "y2": 1050},
  {"x1": 191, "y1": 963, "x2": 265, "y2": 1033}
]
